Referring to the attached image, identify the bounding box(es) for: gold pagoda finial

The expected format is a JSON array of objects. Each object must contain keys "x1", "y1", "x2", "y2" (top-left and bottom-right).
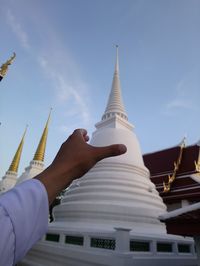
[
  {"x1": 8, "y1": 125, "x2": 27, "y2": 173},
  {"x1": 33, "y1": 109, "x2": 52, "y2": 162},
  {"x1": 0, "y1": 52, "x2": 16, "y2": 78}
]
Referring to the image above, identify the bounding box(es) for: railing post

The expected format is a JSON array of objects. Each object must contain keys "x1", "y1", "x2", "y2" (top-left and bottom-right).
[
  {"x1": 114, "y1": 227, "x2": 131, "y2": 252},
  {"x1": 84, "y1": 235, "x2": 90, "y2": 249},
  {"x1": 194, "y1": 236, "x2": 200, "y2": 266}
]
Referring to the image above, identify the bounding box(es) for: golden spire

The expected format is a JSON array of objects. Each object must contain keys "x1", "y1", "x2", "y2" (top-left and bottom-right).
[
  {"x1": 8, "y1": 125, "x2": 27, "y2": 172},
  {"x1": 33, "y1": 109, "x2": 52, "y2": 162},
  {"x1": 0, "y1": 52, "x2": 16, "y2": 78}
]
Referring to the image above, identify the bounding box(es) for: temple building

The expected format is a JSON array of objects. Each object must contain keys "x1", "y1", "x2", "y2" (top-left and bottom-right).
[
  {"x1": 144, "y1": 141, "x2": 200, "y2": 265},
  {"x1": 144, "y1": 139, "x2": 200, "y2": 211},
  {"x1": 19, "y1": 48, "x2": 197, "y2": 266}
]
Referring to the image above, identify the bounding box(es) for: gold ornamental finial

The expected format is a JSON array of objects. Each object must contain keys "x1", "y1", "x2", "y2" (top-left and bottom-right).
[
  {"x1": 163, "y1": 138, "x2": 185, "y2": 193},
  {"x1": 180, "y1": 135, "x2": 186, "y2": 148},
  {"x1": 0, "y1": 52, "x2": 16, "y2": 78},
  {"x1": 195, "y1": 161, "x2": 200, "y2": 172},
  {"x1": 33, "y1": 109, "x2": 52, "y2": 162},
  {"x1": 8, "y1": 125, "x2": 27, "y2": 173}
]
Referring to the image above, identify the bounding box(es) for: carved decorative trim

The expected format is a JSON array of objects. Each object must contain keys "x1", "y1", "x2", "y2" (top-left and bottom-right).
[
  {"x1": 163, "y1": 142, "x2": 185, "y2": 193},
  {"x1": 195, "y1": 161, "x2": 200, "y2": 173}
]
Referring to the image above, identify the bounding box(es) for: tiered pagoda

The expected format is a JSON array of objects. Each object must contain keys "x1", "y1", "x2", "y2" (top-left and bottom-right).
[{"x1": 20, "y1": 48, "x2": 197, "y2": 266}]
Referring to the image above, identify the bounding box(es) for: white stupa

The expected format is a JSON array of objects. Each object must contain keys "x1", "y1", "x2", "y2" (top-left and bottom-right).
[
  {"x1": 54, "y1": 46, "x2": 166, "y2": 234},
  {"x1": 21, "y1": 48, "x2": 197, "y2": 266}
]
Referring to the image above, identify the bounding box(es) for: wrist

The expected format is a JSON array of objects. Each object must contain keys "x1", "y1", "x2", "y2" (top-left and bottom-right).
[{"x1": 34, "y1": 165, "x2": 73, "y2": 205}]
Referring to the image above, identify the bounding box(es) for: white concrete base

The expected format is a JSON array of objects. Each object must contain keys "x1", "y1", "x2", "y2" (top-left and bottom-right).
[
  {"x1": 20, "y1": 226, "x2": 197, "y2": 266},
  {"x1": 0, "y1": 171, "x2": 17, "y2": 193},
  {"x1": 16, "y1": 160, "x2": 44, "y2": 184}
]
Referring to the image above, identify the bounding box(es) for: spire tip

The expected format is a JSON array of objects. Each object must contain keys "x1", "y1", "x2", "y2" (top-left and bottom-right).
[
  {"x1": 8, "y1": 127, "x2": 26, "y2": 173},
  {"x1": 33, "y1": 110, "x2": 51, "y2": 162}
]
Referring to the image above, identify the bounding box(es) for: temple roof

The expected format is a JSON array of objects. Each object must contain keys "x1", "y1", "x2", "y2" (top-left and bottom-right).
[
  {"x1": 143, "y1": 146, "x2": 181, "y2": 176},
  {"x1": 143, "y1": 143, "x2": 200, "y2": 203},
  {"x1": 143, "y1": 143, "x2": 199, "y2": 176}
]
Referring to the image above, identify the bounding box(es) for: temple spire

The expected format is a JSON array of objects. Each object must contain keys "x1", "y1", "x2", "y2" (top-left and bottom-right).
[
  {"x1": 115, "y1": 45, "x2": 119, "y2": 73},
  {"x1": 33, "y1": 109, "x2": 52, "y2": 162},
  {"x1": 8, "y1": 126, "x2": 27, "y2": 173},
  {"x1": 102, "y1": 46, "x2": 127, "y2": 121}
]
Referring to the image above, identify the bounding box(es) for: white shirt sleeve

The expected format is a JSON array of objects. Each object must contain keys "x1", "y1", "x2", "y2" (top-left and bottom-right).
[{"x1": 0, "y1": 179, "x2": 49, "y2": 266}]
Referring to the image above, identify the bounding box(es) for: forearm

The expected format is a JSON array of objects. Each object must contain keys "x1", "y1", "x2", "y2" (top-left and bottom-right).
[
  {"x1": 34, "y1": 165, "x2": 73, "y2": 205},
  {"x1": 0, "y1": 179, "x2": 48, "y2": 264}
]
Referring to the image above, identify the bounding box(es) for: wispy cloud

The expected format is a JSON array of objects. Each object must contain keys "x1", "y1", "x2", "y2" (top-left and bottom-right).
[
  {"x1": 38, "y1": 55, "x2": 91, "y2": 126},
  {"x1": 164, "y1": 69, "x2": 200, "y2": 115},
  {"x1": 5, "y1": 6, "x2": 92, "y2": 130},
  {"x1": 6, "y1": 9, "x2": 30, "y2": 49},
  {"x1": 166, "y1": 99, "x2": 194, "y2": 110}
]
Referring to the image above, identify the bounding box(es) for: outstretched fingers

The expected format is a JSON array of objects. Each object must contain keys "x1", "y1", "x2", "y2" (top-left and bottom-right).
[{"x1": 93, "y1": 144, "x2": 127, "y2": 161}]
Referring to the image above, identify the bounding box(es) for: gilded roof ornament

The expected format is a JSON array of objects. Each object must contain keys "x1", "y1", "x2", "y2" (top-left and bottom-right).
[
  {"x1": 196, "y1": 139, "x2": 200, "y2": 147},
  {"x1": 33, "y1": 109, "x2": 52, "y2": 162},
  {"x1": 0, "y1": 52, "x2": 16, "y2": 78},
  {"x1": 8, "y1": 125, "x2": 27, "y2": 173},
  {"x1": 195, "y1": 161, "x2": 200, "y2": 173},
  {"x1": 194, "y1": 139, "x2": 200, "y2": 172},
  {"x1": 181, "y1": 136, "x2": 186, "y2": 148},
  {"x1": 163, "y1": 139, "x2": 185, "y2": 193}
]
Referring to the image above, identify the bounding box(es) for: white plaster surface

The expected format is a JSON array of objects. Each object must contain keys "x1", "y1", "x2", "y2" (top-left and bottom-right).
[
  {"x1": 0, "y1": 171, "x2": 17, "y2": 193},
  {"x1": 16, "y1": 160, "x2": 44, "y2": 184}
]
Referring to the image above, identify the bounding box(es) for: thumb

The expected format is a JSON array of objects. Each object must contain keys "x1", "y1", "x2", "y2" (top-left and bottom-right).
[{"x1": 93, "y1": 144, "x2": 127, "y2": 161}]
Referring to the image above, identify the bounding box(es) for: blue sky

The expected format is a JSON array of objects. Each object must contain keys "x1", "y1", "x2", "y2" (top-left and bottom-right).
[{"x1": 1, "y1": 0, "x2": 200, "y2": 178}]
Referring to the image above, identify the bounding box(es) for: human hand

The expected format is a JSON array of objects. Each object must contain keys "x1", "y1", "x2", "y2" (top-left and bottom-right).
[
  {"x1": 50, "y1": 128, "x2": 126, "y2": 181},
  {"x1": 35, "y1": 128, "x2": 127, "y2": 204}
]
